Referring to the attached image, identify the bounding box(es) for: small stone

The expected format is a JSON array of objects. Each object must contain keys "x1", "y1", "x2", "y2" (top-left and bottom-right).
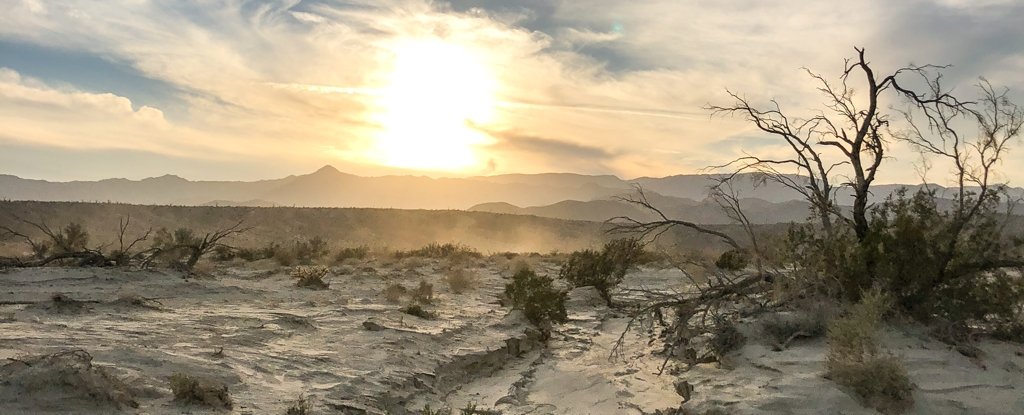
[{"x1": 362, "y1": 320, "x2": 385, "y2": 331}]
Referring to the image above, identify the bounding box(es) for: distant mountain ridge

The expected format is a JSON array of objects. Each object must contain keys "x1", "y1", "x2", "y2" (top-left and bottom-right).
[{"x1": 1, "y1": 166, "x2": 1020, "y2": 224}]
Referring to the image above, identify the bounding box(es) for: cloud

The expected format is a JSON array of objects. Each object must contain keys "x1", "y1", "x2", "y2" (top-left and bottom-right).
[{"x1": 0, "y1": 0, "x2": 1021, "y2": 184}]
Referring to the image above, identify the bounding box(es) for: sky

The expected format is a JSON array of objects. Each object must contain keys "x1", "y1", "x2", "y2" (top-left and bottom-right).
[{"x1": 0, "y1": 0, "x2": 1022, "y2": 184}]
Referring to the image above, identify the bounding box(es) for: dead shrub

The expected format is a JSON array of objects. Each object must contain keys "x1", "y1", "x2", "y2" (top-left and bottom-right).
[
  {"x1": 383, "y1": 283, "x2": 408, "y2": 303},
  {"x1": 761, "y1": 311, "x2": 828, "y2": 350},
  {"x1": 0, "y1": 349, "x2": 138, "y2": 410},
  {"x1": 169, "y1": 372, "x2": 233, "y2": 409},
  {"x1": 292, "y1": 266, "x2": 330, "y2": 290},
  {"x1": 445, "y1": 265, "x2": 478, "y2": 294}
]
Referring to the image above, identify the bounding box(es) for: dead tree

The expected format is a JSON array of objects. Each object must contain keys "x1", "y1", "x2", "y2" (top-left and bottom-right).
[
  {"x1": 708, "y1": 47, "x2": 969, "y2": 242},
  {"x1": 108, "y1": 215, "x2": 152, "y2": 266},
  {"x1": 0, "y1": 218, "x2": 107, "y2": 267}
]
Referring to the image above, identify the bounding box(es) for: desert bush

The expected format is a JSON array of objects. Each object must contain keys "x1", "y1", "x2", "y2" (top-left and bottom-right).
[
  {"x1": 293, "y1": 236, "x2": 329, "y2": 264},
  {"x1": 212, "y1": 245, "x2": 236, "y2": 261},
  {"x1": 558, "y1": 237, "x2": 644, "y2": 304},
  {"x1": 761, "y1": 311, "x2": 828, "y2": 350},
  {"x1": 169, "y1": 372, "x2": 233, "y2": 409},
  {"x1": 412, "y1": 279, "x2": 434, "y2": 304},
  {"x1": 709, "y1": 319, "x2": 746, "y2": 358},
  {"x1": 274, "y1": 246, "x2": 297, "y2": 266},
  {"x1": 826, "y1": 290, "x2": 912, "y2": 413},
  {"x1": 286, "y1": 394, "x2": 312, "y2": 415},
  {"x1": 334, "y1": 245, "x2": 369, "y2": 262},
  {"x1": 714, "y1": 248, "x2": 749, "y2": 271},
  {"x1": 505, "y1": 268, "x2": 567, "y2": 327},
  {"x1": 396, "y1": 242, "x2": 482, "y2": 260},
  {"x1": 401, "y1": 304, "x2": 436, "y2": 319},
  {"x1": 0, "y1": 349, "x2": 138, "y2": 410},
  {"x1": 383, "y1": 283, "x2": 408, "y2": 303},
  {"x1": 830, "y1": 355, "x2": 914, "y2": 414},
  {"x1": 445, "y1": 265, "x2": 478, "y2": 294},
  {"x1": 292, "y1": 265, "x2": 330, "y2": 290}
]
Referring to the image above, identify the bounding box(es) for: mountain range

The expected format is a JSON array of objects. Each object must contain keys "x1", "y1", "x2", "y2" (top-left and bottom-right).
[{"x1": 1, "y1": 166, "x2": 1020, "y2": 225}]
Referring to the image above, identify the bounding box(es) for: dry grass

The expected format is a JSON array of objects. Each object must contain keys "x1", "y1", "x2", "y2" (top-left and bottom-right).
[
  {"x1": 169, "y1": 372, "x2": 233, "y2": 409},
  {"x1": 291, "y1": 266, "x2": 330, "y2": 290},
  {"x1": 826, "y1": 290, "x2": 913, "y2": 414}
]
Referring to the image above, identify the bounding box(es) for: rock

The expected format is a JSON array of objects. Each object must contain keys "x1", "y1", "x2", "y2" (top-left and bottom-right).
[
  {"x1": 565, "y1": 286, "x2": 606, "y2": 311},
  {"x1": 674, "y1": 380, "x2": 694, "y2": 402},
  {"x1": 362, "y1": 320, "x2": 385, "y2": 331}
]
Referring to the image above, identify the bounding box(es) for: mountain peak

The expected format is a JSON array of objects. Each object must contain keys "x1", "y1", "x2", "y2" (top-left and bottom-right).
[{"x1": 314, "y1": 165, "x2": 341, "y2": 175}]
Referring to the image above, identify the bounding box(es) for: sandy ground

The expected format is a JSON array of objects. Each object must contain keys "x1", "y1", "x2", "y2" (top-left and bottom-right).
[{"x1": 2, "y1": 261, "x2": 1024, "y2": 414}]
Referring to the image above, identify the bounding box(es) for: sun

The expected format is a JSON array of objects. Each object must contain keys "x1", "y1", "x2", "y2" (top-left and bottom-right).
[{"x1": 369, "y1": 38, "x2": 497, "y2": 171}]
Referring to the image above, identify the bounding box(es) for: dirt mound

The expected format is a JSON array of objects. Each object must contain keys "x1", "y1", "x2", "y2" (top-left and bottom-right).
[{"x1": 0, "y1": 349, "x2": 138, "y2": 412}]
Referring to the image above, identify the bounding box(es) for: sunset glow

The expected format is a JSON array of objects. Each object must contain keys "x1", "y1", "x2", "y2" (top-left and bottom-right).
[{"x1": 369, "y1": 38, "x2": 497, "y2": 171}]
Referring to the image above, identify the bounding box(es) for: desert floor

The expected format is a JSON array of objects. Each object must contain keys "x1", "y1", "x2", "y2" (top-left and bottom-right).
[{"x1": 2, "y1": 257, "x2": 1024, "y2": 414}]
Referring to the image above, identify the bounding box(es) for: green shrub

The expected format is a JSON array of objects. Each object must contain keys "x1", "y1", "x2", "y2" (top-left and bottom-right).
[
  {"x1": 784, "y1": 188, "x2": 1024, "y2": 336},
  {"x1": 714, "y1": 249, "x2": 749, "y2": 271},
  {"x1": 505, "y1": 268, "x2": 567, "y2": 327},
  {"x1": 558, "y1": 237, "x2": 644, "y2": 304}
]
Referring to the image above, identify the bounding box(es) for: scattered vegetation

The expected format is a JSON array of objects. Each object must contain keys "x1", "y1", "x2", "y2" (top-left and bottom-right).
[
  {"x1": 395, "y1": 242, "x2": 482, "y2": 260},
  {"x1": 292, "y1": 265, "x2": 330, "y2": 290},
  {"x1": 558, "y1": 237, "x2": 644, "y2": 305},
  {"x1": 826, "y1": 290, "x2": 913, "y2": 414},
  {"x1": 505, "y1": 267, "x2": 567, "y2": 327},
  {"x1": 708, "y1": 319, "x2": 746, "y2": 358},
  {"x1": 334, "y1": 245, "x2": 370, "y2": 263},
  {"x1": 169, "y1": 372, "x2": 233, "y2": 409}
]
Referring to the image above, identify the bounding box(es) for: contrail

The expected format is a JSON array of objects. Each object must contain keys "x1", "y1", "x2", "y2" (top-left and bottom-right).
[{"x1": 272, "y1": 82, "x2": 705, "y2": 120}]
